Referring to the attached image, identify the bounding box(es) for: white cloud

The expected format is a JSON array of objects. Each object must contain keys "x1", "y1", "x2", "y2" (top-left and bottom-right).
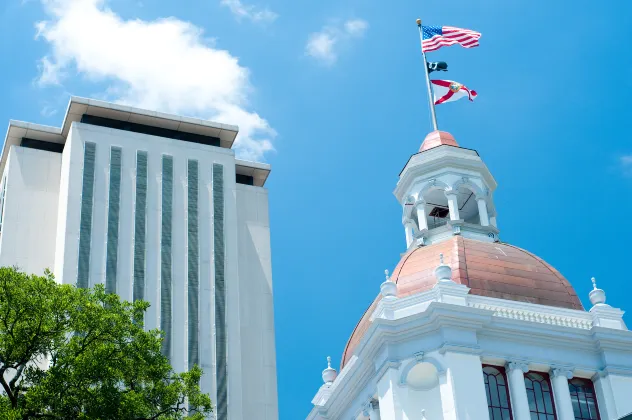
[
  {"x1": 305, "y1": 32, "x2": 337, "y2": 65},
  {"x1": 35, "y1": 0, "x2": 275, "y2": 161},
  {"x1": 305, "y1": 18, "x2": 368, "y2": 65},
  {"x1": 40, "y1": 104, "x2": 58, "y2": 118},
  {"x1": 344, "y1": 19, "x2": 368, "y2": 37},
  {"x1": 220, "y1": 0, "x2": 277, "y2": 23}
]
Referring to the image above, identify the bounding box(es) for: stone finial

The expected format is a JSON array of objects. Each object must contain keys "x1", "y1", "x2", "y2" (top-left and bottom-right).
[
  {"x1": 380, "y1": 269, "x2": 397, "y2": 299},
  {"x1": 421, "y1": 409, "x2": 427, "y2": 420},
  {"x1": 322, "y1": 356, "x2": 337, "y2": 385},
  {"x1": 434, "y1": 253, "x2": 453, "y2": 283},
  {"x1": 589, "y1": 277, "x2": 607, "y2": 307}
]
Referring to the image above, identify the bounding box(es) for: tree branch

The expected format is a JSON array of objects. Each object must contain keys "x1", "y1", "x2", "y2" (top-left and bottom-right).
[{"x1": 0, "y1": 367, "x2": 16, "y2": 407}]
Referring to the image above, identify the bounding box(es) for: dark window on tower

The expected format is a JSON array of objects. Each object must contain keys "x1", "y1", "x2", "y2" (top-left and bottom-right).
[
  {"x1": 483, "y1": 365, "x2": 513, "y2": 420},
  {"x1": 80, "y1": 114, "x2": 221, "y2": 147},
  {"x1": 525, "y1": 372, "x2": 557, "y2": 420},
  {"x1": 20, "y1": 138, "x2": 64, "y2": 153},
  {"x1": 429, "y1": 206, "x2": 449, "y2": 218},
  {"x1": 569, "y1": 378, "x2": 600, "y2": 420},
  {"x1": 235, "y1": 174, "x2": 254, "y2": 186}
]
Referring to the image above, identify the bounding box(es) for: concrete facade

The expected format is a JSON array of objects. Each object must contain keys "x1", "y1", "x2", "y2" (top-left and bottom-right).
[{"x1": 0, "y1": 97, "x2": 278, "y2": 420}]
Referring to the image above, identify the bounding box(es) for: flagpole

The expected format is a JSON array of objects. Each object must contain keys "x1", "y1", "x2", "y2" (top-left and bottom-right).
[{"x1": 416, "y1": 18, "x2": 439, "y2": 131}]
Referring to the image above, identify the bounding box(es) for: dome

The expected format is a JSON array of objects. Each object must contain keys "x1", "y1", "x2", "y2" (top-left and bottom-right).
[
  {"x1": 340, "y1": 237, "x2": 582, "y2": 368},
  {"x1": 419, "y1": 130, "x2": 459, "y2": 152}
]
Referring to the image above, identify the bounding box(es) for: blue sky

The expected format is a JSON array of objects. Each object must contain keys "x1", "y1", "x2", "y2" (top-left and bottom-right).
[{"x1": 1, "y1": 0, "x2": 632, "y2": 417}]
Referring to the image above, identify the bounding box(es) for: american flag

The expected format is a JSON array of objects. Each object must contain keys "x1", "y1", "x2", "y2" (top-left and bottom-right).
[{"x1": 421, "y1": 25, "x2": 481, "y2": 53}]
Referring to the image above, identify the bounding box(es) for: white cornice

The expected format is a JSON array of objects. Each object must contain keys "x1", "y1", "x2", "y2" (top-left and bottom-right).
[
  {"x1": 307, "y1": 291, "x2": 632, "y2": 419},
  {"x1": 394, "y1": 148, "x2": 497, "y2": 201}
]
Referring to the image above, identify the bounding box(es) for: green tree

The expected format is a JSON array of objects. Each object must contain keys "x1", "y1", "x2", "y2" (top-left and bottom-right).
[{"x1": 0, "y1": 267, "x2": 212, "y2": 419}]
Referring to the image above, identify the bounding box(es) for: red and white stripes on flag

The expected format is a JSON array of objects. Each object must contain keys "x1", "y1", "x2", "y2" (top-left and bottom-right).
[
  {"x1": 431, "y1": 80, "x2": 477, "y2": 105},
  {"x1": 421, "y1": 26, "x2": 481, "y2": 53}
]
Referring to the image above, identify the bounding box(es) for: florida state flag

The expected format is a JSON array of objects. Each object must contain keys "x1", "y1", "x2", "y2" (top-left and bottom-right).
[{"x1": 431, "y1": 79, "x2": 477, "y2": 105}]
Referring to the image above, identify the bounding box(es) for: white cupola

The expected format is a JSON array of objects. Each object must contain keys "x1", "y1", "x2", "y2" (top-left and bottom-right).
[{"x1": 394, "y1": 131, "x2": 499, "y2": 249}]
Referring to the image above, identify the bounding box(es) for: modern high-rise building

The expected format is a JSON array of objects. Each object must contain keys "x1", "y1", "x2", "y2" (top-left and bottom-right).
[{"x1": 0, "y1": 97, "x2": 278, "y2": 420}]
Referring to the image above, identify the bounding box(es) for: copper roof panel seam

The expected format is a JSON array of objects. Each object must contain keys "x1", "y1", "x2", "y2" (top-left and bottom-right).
[
  {"x1": 463, "y1": 255, "x2": 549, "y2": 272},
  {"x1": 466, "y1": 269, "x2": 561, "y2": 286},
  {"x1": 462, "y1": 251, "x2": 551, "y2": 268},
  {"x1": 391, "y1": 247, "x2": 425, "y2": 279},
  {"x1": 463, "y1": 254, "x2": 549, "y2": 267},
  {"x1": 503, "y1": 244, "x2": 583, "y2": 309},
  {"x1": 465, "y1": 264, "x2": 562, "y2": 282},
  {"x1": 466, "y1": 276, "x2": 570, "y2": 293},
  {"x1": 340, "y1": 297, "x2": 379, "y2": 367},
  {"x1": 468, "y1": 282, "x2": 577, "y2": 301},
  {"x1": 399, "y1": 252, "x2": 464, "y2": 266}
]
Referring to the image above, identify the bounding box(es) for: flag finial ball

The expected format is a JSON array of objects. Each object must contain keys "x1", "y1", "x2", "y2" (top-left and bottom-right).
[{"x1": 416, "y1": 18, "x2": 421, "y2": 25}]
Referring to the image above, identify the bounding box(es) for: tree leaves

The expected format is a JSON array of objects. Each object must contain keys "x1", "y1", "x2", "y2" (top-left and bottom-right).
[{"x1": 0, "y1": 267, "x2": 212, "y2": 419}]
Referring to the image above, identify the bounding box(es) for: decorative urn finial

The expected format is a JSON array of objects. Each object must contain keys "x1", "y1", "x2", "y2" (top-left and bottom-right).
[
  {"x1": 322, "y1": 356, "x2": 337, "y2": 385},
  {"x1": 434, "y1": 253, "x2": 453, "y2": 283},
  {"x1": 589, "y1": 277, "x2": 607, "y2": 306},
  {"x1": 380, "y1": 269, "x2": 398, "y2": 299}
]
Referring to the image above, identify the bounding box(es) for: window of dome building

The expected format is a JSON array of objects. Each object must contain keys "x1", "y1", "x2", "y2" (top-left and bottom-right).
[
  {"x1": 483, "y1": 365, "x2": 513, "y2": 420},
  {"x1": 455, "y1": 186, "x2": 480, "y2": 225},
  {"x1": 525, "y1": 372, "x2": 557, "y2": 420},
  {"x1": 569, "y1": 378, "x2": 600, "y2": 420}
]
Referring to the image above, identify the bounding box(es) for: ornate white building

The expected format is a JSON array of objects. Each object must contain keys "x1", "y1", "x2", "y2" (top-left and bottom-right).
[{"x1": 306, "y1": 131, "x2": 632, "y2": 420}]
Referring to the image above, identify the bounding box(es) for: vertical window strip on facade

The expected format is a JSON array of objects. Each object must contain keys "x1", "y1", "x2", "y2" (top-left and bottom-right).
[
  {"x1": 77, "y1": 142, "x2": 97, "y2": 289},
  {"x1": 160, "y1": 155, "x2": 174, "y2": 359},
  {"x1": 187, "y1": 160, "x2": 200, "y2": 370},
  {"x1": 0, "y1": 175, "x2": 7, "y2": 232},
  {"x1": 213, "y1": 163, "x2": 227, "y2": 420},
  {"x1": 133, "y1": 151, "x2": 148, "y2": 303},
  {"x1": 105, "y1": 147, "x2": 122, "y2": 294},
  {"x1": 483, "y1": 366, "x2": 513, "y2": 420},
  {"x1": 525, "y1": 372, "x2": 557, "y2": 420},
  {"x1": 569, "y1": 378, "x2": 600, "y2": 420}
]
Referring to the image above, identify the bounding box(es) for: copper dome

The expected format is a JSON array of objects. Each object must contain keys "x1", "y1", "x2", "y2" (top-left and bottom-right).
[
  {"x1": 419, "y1": 130, "x2": 459, "y2": 152},
  {"x1": 340, "y1": 236, "x2": 582, "y2": 368}
]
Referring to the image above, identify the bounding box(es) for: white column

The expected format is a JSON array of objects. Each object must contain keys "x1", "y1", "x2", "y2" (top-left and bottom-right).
[
  {"x1": 506, "y1": 362, "x2": 530, "y2": 420},
  {"x1": 377, "y1": 367, "x2": 404, "y2": 420},
  {"x1": 445, "y1": 191, "x2": 460, "y2": 221},
  {"x1": 363, "y1": 400, "x2": 381, "y2": 420},
  {"x1": 551, "y1": 369, "x2": 575, "y2": 420},
  {"x1": 439, "y1": 372, "x2": 456, "y2": 420},
  {"x1": 476, "y1": 197, "x2": 490, "y2": 226},
  {"x1": 416, "y1": 204, "x2": 428, "y2": 231},
  {"x1": 592, "y1": 372, "x2": 618, "y2": 420},
  {"x1": 439, "y1": 352, "x2": 490, "y2": 420},
  {"x1": 404, "y1": 221, "x2": 415, "y2": 248}
]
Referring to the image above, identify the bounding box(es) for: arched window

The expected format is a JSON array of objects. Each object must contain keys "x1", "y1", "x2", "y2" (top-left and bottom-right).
[
  {"x1": 569, "y1": 378, "x2": 600, "y2": 420},
  {"x1": 421, "y1": 189, "x2": 450, "y2": 230},
  {"x1": 483, "y1": 365, "x2": 512, "y2": 420},
  {"x1": 455, "y1": 185, "x2": 480, "y2": 225},
  {"x1": 525, "y1": 372, "x2": 557, "y2": 420}
]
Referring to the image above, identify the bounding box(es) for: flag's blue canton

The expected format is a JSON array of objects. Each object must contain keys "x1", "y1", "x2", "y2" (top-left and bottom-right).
[{"x1": 422, "y1": 26, "x2": 443, "y2": 40}]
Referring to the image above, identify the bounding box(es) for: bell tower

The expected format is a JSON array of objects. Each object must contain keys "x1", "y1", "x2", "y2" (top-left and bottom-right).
[{"x1": 394, "y1": 130, "x2": 499, "y2": 249}]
